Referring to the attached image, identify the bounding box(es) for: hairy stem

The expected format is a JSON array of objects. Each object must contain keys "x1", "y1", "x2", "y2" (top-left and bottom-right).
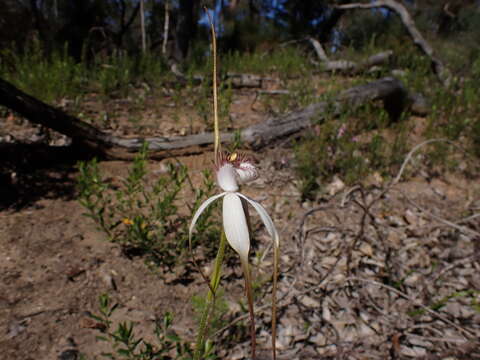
[
  {"x1": 241, "y1": 259, "x2": 256, "y2": 360},
  {"x1": 205, "y1": 8, "x2": 220, "y2": 163},
  {"x1": 271, "y1": 244, "x2": 280, "y2": 360},
  {"x1": 194, "y1": 232, "x2": 227, "y2": 360}
]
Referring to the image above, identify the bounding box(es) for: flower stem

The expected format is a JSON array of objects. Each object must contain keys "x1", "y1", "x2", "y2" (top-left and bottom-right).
[
  {"x1": 205, "y1": 7, "x2": 220, "y2": 164},
  {"x1": 272, "y1": 244, "x2": 280, "y2": 360},
  {"x1": 241, "y1": 259, "x2": 256, "y2": 360},
  {"x1": 194, "y1": 231, "x2": 227, "y2": 360}
]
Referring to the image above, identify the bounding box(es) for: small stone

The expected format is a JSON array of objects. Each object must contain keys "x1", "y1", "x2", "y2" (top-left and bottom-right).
[
  {"x1": 99, "y1": 270, "x2": 117, "y2": 290},
  {"x1": 404, "y1": 273, "x2": 420, "y2": 286},
  {"x1": 326, "y1": 176, "x2": 345, "y2": 196},
  {"x1": 300, "y1": 296, "x2": 318, "y2": 308},
  {"x1": 322, "y1": 301, "x2": 331, "y2": 322},
  {"x1": 310, "y1": 332, "x2": 326, "y2": 346},
  {"x1": 58, "y1": 349, "x2": 78, "y2": 360},
  {"x1": 404, "y1": 209, "x2": 418, "y2": 226},
  {"x1": 400, "y1": 345, "x2": 427, "y2": 357},
  {"x1": 7, "y1": 321, "x2": 27, "y2": 339},
  {"x1": 359, "y1": 243, "x2": 373, "y2": 257},
  {"x1": 408, "y1": 337, "x2": 432, "y2": 348}
]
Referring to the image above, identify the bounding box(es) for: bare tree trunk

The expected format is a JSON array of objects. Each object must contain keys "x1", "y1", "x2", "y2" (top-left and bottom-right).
[
  {"x1": 173, "y1": 0, "x2": 196, "y2": 62},
  {"x1": 162, "y1": 0, "x2": 170, "y2": 55},
  {"x1": 115, "y1": 0, "x2": 140, "y2": 49},
  {"x1": 140, "y1": 0, "x2": 146, "y2": 53},
  {"x1": 336, "y1": 0, "x2": 452, "y2": 86},
  {"x1": 0, "y1": 77, "x2": 428, "y2": 160}
]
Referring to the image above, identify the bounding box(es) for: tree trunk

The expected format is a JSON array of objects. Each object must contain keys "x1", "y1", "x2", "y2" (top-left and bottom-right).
[
  {"x1": 162, "y1": 0, "x2": 170, "y2": 55},
  {"x1": 173, "y1": 0, "x2": 196, "y2": 62},
  {"x1": 0, "y1": 77, "x2": 428, "y2": 160},
  {"x1": 0, "y1": 78, "x2": 113, "y2": 154},
  {"x1": 140, "y1": 0, "x2": 146, "y2": 53}
]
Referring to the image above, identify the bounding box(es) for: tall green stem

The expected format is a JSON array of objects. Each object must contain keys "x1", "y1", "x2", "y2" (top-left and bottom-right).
[{"x1": 194, "y1": 232, "x2": 227, "y2": 360}]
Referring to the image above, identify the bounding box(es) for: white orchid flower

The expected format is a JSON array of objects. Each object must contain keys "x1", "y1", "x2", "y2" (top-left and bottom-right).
[
  {"x1": 190, "y1": 152, "x2": 279, "y2": 265},
  {"x1": 189, "y1": 152, "x2": 280, "y2": 359}
]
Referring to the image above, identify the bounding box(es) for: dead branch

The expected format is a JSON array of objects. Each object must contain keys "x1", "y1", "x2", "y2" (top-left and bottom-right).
[
  {"x1": 308, "y1": 37, "x2": 393, "y2": 74},
  {"x1": 346, "y1": 277, "x2": 476, "y2": 338},
  {"x1": 0, "y1": 76, "x2": 426, "y2": 160},
  {"x1": 379, "y1": 138, "x2": 470, "y2": 206},
  {"x1": 393, "y1": 139, "x2": 458, "y2": 185},
  {"x1": 308, "y1": 37, "x2": 330, "y2": 62},
  {"x1": 336, "y1": 0, "x2": 452, "y2": 86},
  {"x1": 400, "y1": 190, "x2": 480, "y2": 238}
]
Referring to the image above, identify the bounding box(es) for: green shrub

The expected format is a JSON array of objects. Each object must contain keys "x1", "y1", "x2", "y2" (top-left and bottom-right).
[
  {"x1": 76, "y1": 143, "x2": 220, "y2": 267},
  {"x1": 0, "y1": 42, "x2": 87, "y2": 103},
  {"x1": 88, "y1": 294, "x2": 217, "y2": 360}
]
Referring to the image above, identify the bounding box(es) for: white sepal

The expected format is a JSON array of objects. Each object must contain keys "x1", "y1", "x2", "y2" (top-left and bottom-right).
[
  {"x1": 189, "y1": 192, "x2": 227, "y2": 241},
  {"x1": 217, "y1": 164, "x2": 239, "y2": 192},
  {"x1": 223, "y1": 192, "x2": 250, "y2": 261},
  {"x1": 236, "y1": 193, "x2": 280, "y2": 248}
]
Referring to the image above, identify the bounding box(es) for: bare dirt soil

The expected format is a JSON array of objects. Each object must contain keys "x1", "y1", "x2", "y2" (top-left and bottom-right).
[{"x1": 1, "y1": 84, "x2": 480, "y2": 360}]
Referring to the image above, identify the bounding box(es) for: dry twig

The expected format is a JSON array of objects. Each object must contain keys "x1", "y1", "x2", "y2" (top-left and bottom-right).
[{"x1": 345, "y1": 277, "x2": 477, "y2": 339}]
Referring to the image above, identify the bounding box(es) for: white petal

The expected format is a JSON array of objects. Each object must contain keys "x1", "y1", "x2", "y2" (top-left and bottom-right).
[
  {"x1": 236, "y1": 193, "x2": 279, "y2": 248},
  {"x1": 189, "y1": 192, "x2": 226, "y2": 241},
  {"x1": 223, "y1": 193, "x2": 250, "y2": 261},
  {"x1": 235, "y1": 162, "x2": 258, "y2": 184},
  {"x1": 217, "y1": 164, "x2": 239, "y2": 192}
]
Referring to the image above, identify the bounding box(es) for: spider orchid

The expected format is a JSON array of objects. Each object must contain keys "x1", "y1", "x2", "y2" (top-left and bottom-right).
[{"x1": 189, "y1": 152, "x2": 280, "y2": 360}]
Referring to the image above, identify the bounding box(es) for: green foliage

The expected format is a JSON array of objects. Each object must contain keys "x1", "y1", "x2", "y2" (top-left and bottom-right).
[
  {"x1": 294, "y1": 105, "x2": 409, "y2": 200},
  {"x1": 0, "y1": 41, "x2": 169, "y2": 102},
  {"x1": 77, "y1": 158, "x2": 113, "y2": 236},
  {"x1": 222, "y1": 47, "x2": 312, "y2": 76},
  {"x1": 91, "y1": 52, "x2": 169, "y2": 98},
  {"x1": 277, "y1": 77, "x2": 316, "y2": 113},
  {"x1": 340, "y1": 9, "x2": 406, "y2": 51},
  {"x1": 77, "y1": 143, "x2": 219, "y2": 267},
  {"x1": 422, "y1": 70, "x2": 480, "y2": 169},
  {"x1": 0, "y1": 42, "x2": 87, "y2": 103},
  {"x1": 89, "y1": 294, "x2": 217, "y2": 360}
]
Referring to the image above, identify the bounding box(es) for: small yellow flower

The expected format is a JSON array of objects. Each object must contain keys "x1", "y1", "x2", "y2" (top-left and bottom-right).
[{"x1": 122, "y1": 218, "x2": 134, "y2": 226}]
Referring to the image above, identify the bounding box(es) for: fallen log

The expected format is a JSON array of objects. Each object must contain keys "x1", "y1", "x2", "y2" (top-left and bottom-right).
[
  {"x1": 308, "y1": 37, "x2": 393, "y2": 74},
  {"x1": 0, "y1": 76, "x2": 428, "y2": 160},
  {"x1": 170, "y1": 64, "x2": 274, "y2": 89}
]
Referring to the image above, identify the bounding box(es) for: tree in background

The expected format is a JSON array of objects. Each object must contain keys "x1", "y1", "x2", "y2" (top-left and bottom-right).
[
  {"x1": 173, "y1": 0, "x2": 199, "y2": 62},
  {"x1": 0, "y1": 0, "x2": 479, "y2": 70}
]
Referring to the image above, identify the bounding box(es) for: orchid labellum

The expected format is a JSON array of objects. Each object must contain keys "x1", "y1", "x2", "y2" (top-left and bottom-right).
[{"x1": 189, "y1": 152, "x2": 280, "y2": 359}]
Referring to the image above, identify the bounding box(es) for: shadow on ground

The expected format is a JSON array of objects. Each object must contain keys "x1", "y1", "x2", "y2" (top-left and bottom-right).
[{"x1": 0, "y1": 143, "x2": 90, "y2": 210}]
